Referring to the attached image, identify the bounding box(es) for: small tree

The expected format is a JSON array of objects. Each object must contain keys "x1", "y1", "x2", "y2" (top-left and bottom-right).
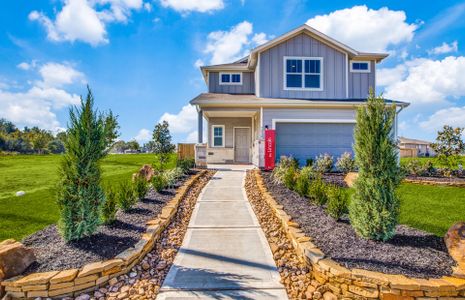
[
  {"x1": 431, "y1": 125, "x2": 465, "y2": 170},
  {"x1": 152, "y1": 120, "x2": 175, "y2": 169},
  {"x1": 349, "y1": 91, "x2": 402, "y2": 241},
  {"x1": 57, "y1": 86, "x2": 118, "y2": 241}
]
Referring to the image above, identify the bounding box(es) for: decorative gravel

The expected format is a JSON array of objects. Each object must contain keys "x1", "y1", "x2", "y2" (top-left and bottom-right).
[
  {"x1": 22, "y1": 173, "x2": 195, "y2": 273},
  {"x1": 262, "y1": 171, "x2": 455, "y2": 278},
  {"x1": 405, "y1": 175, "x2": 465, "y2": 184}
]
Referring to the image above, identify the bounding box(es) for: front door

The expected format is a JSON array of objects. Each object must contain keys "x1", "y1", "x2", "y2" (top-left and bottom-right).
[{"x1": 234, "y1": 128, "x2": 251, "y2": 163}]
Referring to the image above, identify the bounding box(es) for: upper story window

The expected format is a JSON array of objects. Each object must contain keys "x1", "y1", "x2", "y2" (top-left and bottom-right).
[
  {"x1": 284, "y1": 57, "x2": 323, "y2": 91},
  {"x1": 212, "y1": 125, "x2": 224, "y2": 147},
  {"x1": 350, "y1": 61, "x2": 371, "y2": 73},
  {"x1": 219, "y1": 72, "x2": 242, "y2": 85}
]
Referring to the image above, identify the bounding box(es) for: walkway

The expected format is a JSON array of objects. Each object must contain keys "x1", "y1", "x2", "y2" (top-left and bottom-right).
[{"x1": 157, "y1": 165, "x2": 288, "y2": 299}]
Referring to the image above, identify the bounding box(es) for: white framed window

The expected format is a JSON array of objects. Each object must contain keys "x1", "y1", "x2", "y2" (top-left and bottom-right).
[
  {"x1": 283, "y1": 56, "x2": 323, "y2": 91},
  {"x1": 350, "y1": 61, "x2": 371, "y2": 73},
  {"x1": 211, "y1": 125, "x2": 225, "y2": 147},
  {"x1": 219, "y1": 72, "x2": 242, "y2": 85}
]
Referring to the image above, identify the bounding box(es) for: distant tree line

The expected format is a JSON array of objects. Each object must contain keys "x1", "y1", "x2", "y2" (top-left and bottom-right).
[{"x1": 0, "y1": 119, "x2": 66, "y2": 154}]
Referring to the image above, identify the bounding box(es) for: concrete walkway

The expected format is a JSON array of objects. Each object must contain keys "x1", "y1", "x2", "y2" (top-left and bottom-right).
[{"x1": 157, "y1": 166, "x2": 288, "y2": 300}]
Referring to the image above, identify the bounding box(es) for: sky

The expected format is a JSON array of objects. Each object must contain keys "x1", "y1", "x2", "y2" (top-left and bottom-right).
[{"x1": 1, "y1": 0, "x2": 465, "y2": 144}]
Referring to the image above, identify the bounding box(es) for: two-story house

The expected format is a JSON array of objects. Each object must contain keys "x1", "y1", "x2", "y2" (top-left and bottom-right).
[{"x1": 190, "y1": 24, "x2": 408, "y2": 167}]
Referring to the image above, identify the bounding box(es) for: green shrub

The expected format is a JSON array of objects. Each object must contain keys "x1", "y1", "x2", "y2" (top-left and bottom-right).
[
  {"x1": 314, "y1": 153, "x2": 334, "y2": 173},
  {"x1": 177, "y1": 158, "x2": 195, "y2": 173},
  {"x1": 305, "y1": 158, "x2": 314, "y2": 167},
  {"x1": 308, "y1": 177, "x2": 328, "y2": 205},
  {"x1": 336, "y1": 152, "x2": 356, "y2": 173},
  {"x1": 295, "y1": 166, "x2": 313, "y2": 196},
  {"x1": 133, "y1": 175, "x2": 149, "y2": 200},
  {"x1": 349, "y1": 91, "x2": 402, "y2": 241},
  {"x1": 272, "y1": 156, "x2": 297, "y2": 184},
  {"x1": 326, "y1": 185, "x2": 349, "y2": 220},
  {"x1": 152, "y1": 173, "x2": 168, "y2": 192},
  {"x1": 101, "y1": 187, "x2": 118, "y2": 224},
  {"x1": 117, "y1": 180, "x2": 138, "y2": 211},
  {"x1": 283, "y1": 165, "x2": 297, "y2": 190}
]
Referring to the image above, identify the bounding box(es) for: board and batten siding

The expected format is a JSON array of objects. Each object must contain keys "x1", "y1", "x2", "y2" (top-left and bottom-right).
[
  {"x1": 348, "y1": 60, "x2": 376, "y2": 99},
  {"x1": 262, "y1": 108, "x2": 356, "y2": 130},
  {"x1": 259, "y1": 33, "x2": 347, "y2": 99},
  {"x1": 208, "y1": 72, "x2": 255, "y2": 94},
  {"x1": 208, "y1": 117, "x2": 252, "y2": 148}
]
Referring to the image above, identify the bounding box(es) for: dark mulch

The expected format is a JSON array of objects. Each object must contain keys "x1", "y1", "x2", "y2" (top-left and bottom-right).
[
  {"x1": 262, "y1": 171, "x2": 455, "y2": 278},
  {"x1": 22, "y1": 172, "x2": 196, "y2": 273},
  {"x1": 322, "y1": 173, "x2": 348, "y2": 187}
]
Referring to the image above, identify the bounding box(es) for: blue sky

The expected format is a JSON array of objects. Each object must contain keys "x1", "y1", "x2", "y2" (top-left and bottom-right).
[{"x1": 1, "y1": 0, "x2": 465, "y2": 144}]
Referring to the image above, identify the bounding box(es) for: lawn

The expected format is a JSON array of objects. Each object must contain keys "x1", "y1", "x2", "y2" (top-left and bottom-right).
[{"x1": 0, "y1": 154, "x2": 176, "y2": 241}]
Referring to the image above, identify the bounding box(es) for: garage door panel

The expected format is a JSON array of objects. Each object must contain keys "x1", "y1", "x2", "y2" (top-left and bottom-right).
[{"x1": 276, "y1": 123, "x2": 354, "y2": 163}]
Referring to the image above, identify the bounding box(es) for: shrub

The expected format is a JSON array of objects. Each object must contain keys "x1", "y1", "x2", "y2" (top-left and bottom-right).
[
  {"x1": 305, "y1": 158, "x2": 314, "y2": 167},
  {"x1": 295, "y1": 166, "x2": 313, "y2": 196},
  {"x1": 272, "y1": 156, "x2": 298, "y2": 184},
  {"x1": 117, "y1": 180, "x2": 138, "y2": 211},
  {"x1": 56, "y1": 87, "x2": 119, "y2": 241},
  {"x1": 349, "y1": 91, "x2": 402, "y2": 241},
  {"x1": 308, "y1": 176, "x2": 328, "y2": 205},
  {"x1": 163, "y1": 168, "x2": 184, "y2": 189},
  {"x1": 101, "y1": 187, "x2": 118, "y2": 224},
  {"x1": 283, "y1": 165, "x2": 297, "y2": 190},
  {"x1": 336, "y1": 152, "x2": 356, "y2": 173},
  {"x1": 326, "y1": 185, "x2": 349, "y2": 220},
  {"x1": 177, "y1": 158, "x2": 195, "y2": 173},
  {"x1": 314, "y1": 153, "x2": 334, "y2": 173},
  {"x1": 133, "y1": 175, "x2": 149, "y2": 200},
  {"x1": 152, "y1": 173, "x2": 168, "y2": 192}
]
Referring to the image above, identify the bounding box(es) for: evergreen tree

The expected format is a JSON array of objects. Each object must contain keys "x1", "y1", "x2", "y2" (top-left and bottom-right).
[
  {"x1": 57, "y1": 86, "x2": 118, "y2": 241},
  {"x1": 349, "y1": 91, "x2": 402, "y2": 241},
  {"x1": 152, "y1": 121, "x2": 175, "y2": 168}
]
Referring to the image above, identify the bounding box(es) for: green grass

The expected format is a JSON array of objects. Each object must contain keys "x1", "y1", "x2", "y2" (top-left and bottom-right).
[
  {"x1": 0, "y1": 154, "x2": 176, "y2": 241},
  {"x1": 343, "y1": 183, "x2": 465, "y2": 237},
  {"x1": 400, "y1": 156, "x2": 465, "y2": 169}
]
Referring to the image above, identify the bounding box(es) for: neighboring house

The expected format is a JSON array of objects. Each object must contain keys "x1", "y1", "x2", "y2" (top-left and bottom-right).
[
  {"x1": 190, "y1": 24, "x2": 409, "y2": 167},
  {"x1": 399, "y1": 137, "x2": 435, "y2": 157}
]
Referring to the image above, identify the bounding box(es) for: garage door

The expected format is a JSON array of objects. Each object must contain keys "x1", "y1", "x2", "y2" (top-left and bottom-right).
[{"x1": 275, "y1": 122, "x2": 355, "y2": 164}]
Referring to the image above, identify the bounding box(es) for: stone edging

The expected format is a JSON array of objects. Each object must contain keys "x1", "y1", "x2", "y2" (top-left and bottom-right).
[
  {"x1": 404, "y1": 178, "x2": 465, "y2": 187},
  {"x1": 253, "y1": 170, "x2": 465, "y2": 300},
  {"x1": 1, "y1": 170, "x2": 207, "y2": 300}
]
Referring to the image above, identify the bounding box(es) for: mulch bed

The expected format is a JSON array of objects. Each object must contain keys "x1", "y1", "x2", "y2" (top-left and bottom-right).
[
  {"x1": 262, "y1": 171, "x2": 455, "y2": 278},
  {"x1": 22, "y1": 172, "x2": 197, "y2": 273},
  {"x1": 405, "y1": 175, "x2": 465, "y2": 184}
]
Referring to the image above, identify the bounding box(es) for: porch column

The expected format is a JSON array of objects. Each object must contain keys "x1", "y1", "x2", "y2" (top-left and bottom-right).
[{"x1": 198, "y1": 109, "x2": 203, "y2": 143}]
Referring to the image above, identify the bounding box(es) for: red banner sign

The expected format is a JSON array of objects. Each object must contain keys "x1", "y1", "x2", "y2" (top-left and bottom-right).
[{"x1": 264, "y1": 129, "x2": 276, "y2": 170}]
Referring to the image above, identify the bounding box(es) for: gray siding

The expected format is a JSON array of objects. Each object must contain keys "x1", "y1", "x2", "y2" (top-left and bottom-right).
[
  {"x1": 208, "y1": 72, "x2": 255, "y2": 94},
  {"x1": 348, "y1": 60, "x2": 376, "y2": 98},
  {"x1": 259, "y1": 33, "x2": 347, "y2": 99},
  {"x1": 208, "y1": 117, "x2": 252, "y2": 147}
]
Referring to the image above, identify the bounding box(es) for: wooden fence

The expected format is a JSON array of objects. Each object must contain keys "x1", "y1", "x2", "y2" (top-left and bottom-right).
[
  {"x1": 399, "y1": 147, "x2": 417, "y2": 158},
  {"x1": 177, "y1": 143, "x2": 196, "y2": 160}
]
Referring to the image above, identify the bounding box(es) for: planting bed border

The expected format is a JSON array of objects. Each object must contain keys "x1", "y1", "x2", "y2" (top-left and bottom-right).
[
  {"x1": 403, "y1": 178, "x2": 465, "y2": 187},
  {"x1": 1, "y1": 170, "x2": 208, "y2": 300},
  {"x1": 252, "y1": 170, "x2": 465, "y2": 300}
]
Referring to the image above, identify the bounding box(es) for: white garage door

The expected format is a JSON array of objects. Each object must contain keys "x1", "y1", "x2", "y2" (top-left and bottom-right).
[{"x1": 275, "y1": 122, "x2": 355, "y2": 164}]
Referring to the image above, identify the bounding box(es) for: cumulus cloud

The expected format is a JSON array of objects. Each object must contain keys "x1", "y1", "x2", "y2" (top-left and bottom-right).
[
  {"x1": 382, "y1": 56, "x2": 465, "y2": 104},
  {"x1": 160, "y1": 0, "x2": 224, "y2": 13},
  {"x1": 134, "y1": 128, "x2": 151, "y2": 142},
  {"x1": 0, "y1": 62, "x2": 83, "y2": 131},
  {"x1": 306, "y1": 5, "x2": 417, "y2": 52},
  {"x1": 428, "y1": 41, "x2": 458, "y2": 55},
  {"x1": 37, "y1": 62, "x2": 86, "y2": 88},
  {"x1": 186, "y1": 131, "x2": 199, "y2": 143},
  {"x1": 202, "y1": 21, "x2": 270, "y2": 65},
  {"x1": 17, "y1": 62, "x2": 33, "y2": 70},
  {"x1": 29, "y1": 0, "x2": 146, "y2": 46},
  {"x1": 420, "y1": 106, "x2": 465, "y2": 133},
  {"x1": 159, "y1": 104, "x2": 197, "y2": 134}
]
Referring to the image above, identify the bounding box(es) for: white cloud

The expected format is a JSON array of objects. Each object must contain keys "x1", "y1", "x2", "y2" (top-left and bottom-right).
[
  {"x1": 377, "y1": 64, "x2": 407, "y2": 87},
  {"x1": 134, "y1": 128, "x2": 151, "y2": 142},
  {"x1": 194, "y1": 59, "x2": 204, "y2": 68},
  {"x1": 29, "y1": 0, "x2": 145, "y2": 46},
  {"x1": 0, "y1": 62, "x2": 83, "y2": 131},
  {"x1": 186, "y1": 131, "x2": 198, "y2": 143},
  {"x1": 420, "y1": 106, "x2": 465, "y2": 133},
  {"x1": 159, "y1": 104, "x2": 197, "y2": 134},
  {"x1": 17, "y1": 62, "x2": 32, "y2": 70},
  {"x1": 143, "y1": 2, "x2": 152, "y2": 12},
  {"x1": 203, "y1": 21, "x2": 269, "y2": 65},
  {"x1": 37, "y1": 62, "x2": 86, "y2": 88},
  {"x1": 306, "y1": 5, "x2": 418, "y2": 52},
  {"x1": 382, "y1": 56, "x2": 465, "y2": 104},
  {"x1": 428, "y1": 41, "x2": 458, "y2": 55},
  {"x1": 160, "y1": 0, "x2": 224, "y2": 13}
]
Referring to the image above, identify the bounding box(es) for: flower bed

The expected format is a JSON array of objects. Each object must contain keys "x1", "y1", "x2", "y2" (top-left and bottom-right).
[
  {"x1": 251, "y1": 170, "x2": 465, "y2": 299},
  {"x1": 1, "y1": 170, "x2": 210, "y2": 299}
]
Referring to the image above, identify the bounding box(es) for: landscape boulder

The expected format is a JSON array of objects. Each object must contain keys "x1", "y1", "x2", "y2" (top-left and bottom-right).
[
  {"x1": 344, "y1": 172, "x2": 358, "y2": 188},
  {"x1": 0, "y1": 239, "x2": 36, "y2": 279},
  {"x1": 445, "y1": 221, "x2": 465, "y2": 273}
]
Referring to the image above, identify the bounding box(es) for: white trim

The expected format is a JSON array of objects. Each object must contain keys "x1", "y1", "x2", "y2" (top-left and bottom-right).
[
  {"x1": 271, "y1": 118, "x2": 356, "y2": 129},
  {"x1": 260, "y1": 107, "x2": 264, "y2": 137},
  {"x1": 350, "y1": 60, "x2": 371, "y2": 73},
  {"x1": 219, "y1": 72, "x2": 243, "y2": 85},
  {"x1": 255, "y1": 53, "x2": 261, "y2": 97},
  {"x1": 211, "y1": 125, "x2": 225, "y2": 147},
  {"x1": 283, "y1": 56, "x2": 324, "y2": 91},
  {"x1": 233, "y1": 126, "x2": 252, "y2": 163},
  {"x1": 345, "y1": 53, "x2": 349, "y2": 98}
]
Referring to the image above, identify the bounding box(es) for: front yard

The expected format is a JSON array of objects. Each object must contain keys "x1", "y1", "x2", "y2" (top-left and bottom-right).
[{"x1": 0, "y1": 153, "x2": 176, "y2": 241}]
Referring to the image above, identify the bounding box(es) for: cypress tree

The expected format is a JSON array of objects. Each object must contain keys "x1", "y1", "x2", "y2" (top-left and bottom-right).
[
  {"x1": 57, "y1": 87, "x2": 118, "y2": 241},
  {"x1": 349, "y1": 91, "x2": 402, "y2": 241}
]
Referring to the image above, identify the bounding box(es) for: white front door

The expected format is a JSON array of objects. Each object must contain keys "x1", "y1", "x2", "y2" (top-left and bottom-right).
[{"x1": 234, "y1": 128, "x2": 251, "y2": 163}]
